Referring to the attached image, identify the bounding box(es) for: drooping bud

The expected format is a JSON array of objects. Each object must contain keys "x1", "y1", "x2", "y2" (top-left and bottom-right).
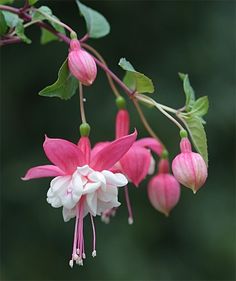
[
  {"x1": 148, "y1": 159, "x2": 180, "y2": 216},
  {"x1": 172, "y1": 137, "x2": 207, "y2": 193},
  {"x1": 115, "y1": 109, "x2": 130, "y2": 139},
  {"x1": 68, "y1": 39, "x2": 97, "y2": 86}
]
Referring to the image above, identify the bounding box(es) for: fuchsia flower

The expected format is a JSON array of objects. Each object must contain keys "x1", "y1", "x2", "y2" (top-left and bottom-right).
[
  {"x1": 68, "y1": 39, "x2": 97, "y2": 86},
  {"x1": 172, "y1": 137, "x2": 208, "y2": 193},
  {"x1": 148, "y1": 159, "x2": 180, "y2": 216},
  {"x1": 22, "y1": 131, "x2": 137, "y2": 267},
  {"x1": 99, "y1": 109, "x2": 164, "y2": 224}
]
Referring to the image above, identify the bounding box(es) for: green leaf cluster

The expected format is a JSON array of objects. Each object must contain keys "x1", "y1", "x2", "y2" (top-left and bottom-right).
[
  {"x1": 118, "y1": 58, "x2": 154, "y2": 94},
  {"x1": 31, "y1": 6, "x2": 65, "y2": 44},
  {"x1": 178, "y1": 73, "x2": 209, "y2": 164},
  {"x1": 39, "y1": 59, "x2": 79, "y2": 100},
  {"x1": 1, "y1": 11, "x2": 31, "y2": 43},
  {"x1": 75, "y1": 0, "x2": 110, "y2": 39}
]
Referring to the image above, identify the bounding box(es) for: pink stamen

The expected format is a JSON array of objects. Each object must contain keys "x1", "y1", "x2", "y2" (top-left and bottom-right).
[
  {"x1": 69, "y1": 197, "x2": 86, "y2": 268},
  {"x1": 124, "y1": 186, "x2": 134, "y2": 224},
  {"x1": 90, "y1": 213, "x2": 96, "y2": 257}
]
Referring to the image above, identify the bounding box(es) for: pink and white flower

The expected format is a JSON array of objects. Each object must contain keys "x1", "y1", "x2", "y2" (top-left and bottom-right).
[{"x1": 22, "y1": 131, "x2": 137, "y2": 267}]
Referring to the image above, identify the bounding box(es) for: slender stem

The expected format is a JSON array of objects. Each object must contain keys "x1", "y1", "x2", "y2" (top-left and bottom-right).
[
  {"x1": 31, "y1": 7, "x2": 75, "y2": 34},
  {"x1": 136, "y1": 94, "x2": 185, "y2": 131},
  {"x1": 79, "y1": 83, "x2": 87, "y2": 124},
  {"x1": 0, "y1": 37, "x2": 21, "y2": 46},
  {"x1": 124, "y1": 186, "x2": 133, "y2": 225},
  {"x1": 133, "y1": 99, "x2": 165, "y2": 147},
  {"x1": 93, "y1": 57, "x2": 133, "y2": 97},
  {"x1": 82, "y1": 43, "x2": 120, "y2": 98},
  {"x1": 80, "y1": 33, "x2": 89, "y2": 43},
  {"x1": 0, "y1": 5, "x2": 70, "y2": 45},
  {"x1": 9, "y1": 20, "x2": 41, "y2": 36}
]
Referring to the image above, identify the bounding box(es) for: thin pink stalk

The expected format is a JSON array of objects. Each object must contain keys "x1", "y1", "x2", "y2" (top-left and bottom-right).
[{"x1": 124, "y1": 186, "x2": 134, "y2": 224}]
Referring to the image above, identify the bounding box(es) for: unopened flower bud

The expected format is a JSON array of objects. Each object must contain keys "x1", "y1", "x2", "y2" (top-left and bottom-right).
[
  {"x1": 68, "y1": 39, "x2": 97, "y2": 86},
  {"x1": 172, "y1": 137, "x2": 207, "y2": 193},
  {"x1": 148, "y1": 159, "x2": 180, "y2": 216}
]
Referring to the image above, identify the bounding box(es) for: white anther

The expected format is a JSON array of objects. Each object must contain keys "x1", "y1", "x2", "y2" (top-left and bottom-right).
[
  {"x1": 76, "y1": 258, "x2": 83, "y2": 266},
  {"x1": 92, "y1": 250, "x2": 97, "y2": 258},
  {"x1": 76, "y1": 249, "x2": 80, "y2": 255},
  {"x1": 72, "y1": 253, "x2": 79, "y2": 260},
  {"x1": 69, "y1": 259, "x2": 74, "y2": 268},
  {"x1": 83, "y1": 98, "x2": 86, "y2": 102},
  {"x1": 128, "y1": 217, "x2": 134, "y2": 225},
  {"x1": 82, "y1": 253, "x2": 86, "y2": 259}
]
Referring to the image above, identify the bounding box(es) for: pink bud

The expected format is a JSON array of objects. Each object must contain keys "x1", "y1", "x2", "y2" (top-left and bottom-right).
[
  {"x1": 148, "y1": 159, "x2": 180, "y2": 216},
  {"x1": 116, "y1": 109, "x2": 130, "y2": 139},
  {"x1": 172, "y1": 138, "x2": 208, "y2": 193},
  {"x1": 68, "y1": 39, "x2": 97, "y2": 86}
]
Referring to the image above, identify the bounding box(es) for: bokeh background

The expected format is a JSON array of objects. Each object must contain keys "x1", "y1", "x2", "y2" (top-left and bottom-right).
[{"x1": 1, "y1": 0, "x2": 235, "y2": 280}]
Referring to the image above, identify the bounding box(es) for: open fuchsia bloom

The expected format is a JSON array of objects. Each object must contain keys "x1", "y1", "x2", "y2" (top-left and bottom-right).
[
  {"x1": 22, "y1": 131, "x2": 137, "y2": 267},
  {"x1": 172, "y1": 137, "x2": 208, "y2": 193},
  {"x1": 100, "y1": 109, "x2": 164, "y2": 224},
  {"x1": 68, "y1": 39, "x2": 97, "y2": 86},
  {"x1": 148, "y1": 158, "x2": 180, "y2": 216}
]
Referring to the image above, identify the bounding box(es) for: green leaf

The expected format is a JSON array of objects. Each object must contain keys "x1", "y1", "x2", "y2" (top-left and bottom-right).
[
  {"x1": 191, "y1": 96, "x2": 209, "y2": 117},
  {"x1": 179, "y1": 72, "x2": 195, "y2": 111},
  {"x1": 75, "y1": 0, "x2": 110, "y2": 39},
  {"x1": 40, "y1": 29, "x2": 58, "y2": 44},
  {"x1": 32, "y1": 6, "x2": 52, "y2": 21},
  {"x1": 118, "y1": 58, "x2": 154, "y2": 94},
  {"x1": 182, "y1": 115, "x2": 208, "y2": 164},
  {"x1": 28, "y1": 0, "x2": 39, "y2": 5},
  {"x1": 15, "y1": 22, "x2": 31, "y2": 44},
  {"x1": 2, "y1": 11, "x2": 21, "y2": 28},
  {"x1": 39, "y1": 59, "x2": 79, "y2": 100},
  {"x1": 32, "y1": 6, "x2": 65, "y2": 43},
  {"x1": 0, "y1": 0, "x2": 14, "y2": 4},
  {"x1": 0, "y1": 11, "x2": 8, "y2": 36}
]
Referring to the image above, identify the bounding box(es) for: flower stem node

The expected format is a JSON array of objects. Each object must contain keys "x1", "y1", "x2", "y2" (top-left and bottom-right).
[
  {"x1": 80, "y1": 123, "x2": 90, "y2": 137},
  {"x1": 180, "y1": 129, "x2": 188, "y2": 139},
  {"x1": 70, "y1": 31, "x2": 78, "y2": 40},
  {"x1": 116, "y1": 96, "x2": 126, "y2": 109},
  {"x1": 161, "y1": 149, "x2": 169, "y2": 159}
]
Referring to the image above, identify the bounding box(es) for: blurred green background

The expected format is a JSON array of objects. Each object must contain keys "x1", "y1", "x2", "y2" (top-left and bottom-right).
[{"x1": 1, "y1": 1, "x2": 235, "y2": 280}]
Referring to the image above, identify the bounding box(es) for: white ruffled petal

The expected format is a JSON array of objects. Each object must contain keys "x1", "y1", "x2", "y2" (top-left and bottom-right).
[
  {"x1": 77, "y1": 165, "x2": 93, "y2": 176},
  {"x1": 50, "y1": 176, "x2": 71, "y2": 194},
  {"x1": 96, "y1": 199, "x2": 120, "y2": 215},
  {"x1": 88, "y1": 171, "x2": 106, "y2": 185},
  {"x1": 86, "y1": 192, "x2": 97, "y2": 216},
  {"x1": 83, "y1": 182, "x2": 101, "y2": 194},
  {"x1": 97, "y1": 186, "x2": 118, "y2": 202},
  {"x1": 102, "y1": 170, "x2": 128, "y2": 187},
  {"x1": 62, "y1": 207, "x2": 76, "y2": 222}
]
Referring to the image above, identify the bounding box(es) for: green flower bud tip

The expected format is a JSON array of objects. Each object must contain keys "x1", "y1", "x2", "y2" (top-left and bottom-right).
[
  {"x1": 180, "y1": 129, "x2": 188, "y2": 139},
  {"x1": 116, "y1": 96, "x2": 126, "y2": 109},
  {"x1": 161, "y1": 149, "x2": 169, "y2": 159},
  {"x1": 80, "y1": 123, "x2": 90, "y2": 137},
  {"x1": 70, "y1": 31, "x2": 78, "y2": 40}
]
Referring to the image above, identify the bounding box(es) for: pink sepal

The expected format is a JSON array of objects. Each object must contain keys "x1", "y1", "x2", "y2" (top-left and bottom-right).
[
  {"x1": 120, "y1": 146, "x2": 151, "y2": 187},
  {"x1": 116, "y1": 109, "x2": 130, "y2": 138},
  {"x1": 134, "y1": 138, "x2": 163, "y2": 157},
  {"x1": 158, "y1": 159, "x2": 169, "y2": 174},
  {"x1": 78, "y1": 137, "x2": 91, "y2": 164},
  {"x1": 90, "y1": 130, "x2": 137, "y2": 171},
  {"x1": 43, "y1": 136, "x2": 86, "y2": 175},
  {"x1": 22, "y1": 165, "x2": 65, "y2": 180},
  {"x1": 180, "y1": 137, "x2": 192, "y2": 153}
]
